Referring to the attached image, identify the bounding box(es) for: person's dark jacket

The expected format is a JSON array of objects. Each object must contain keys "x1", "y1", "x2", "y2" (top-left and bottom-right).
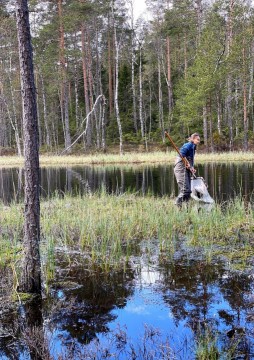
[{"x1": 179, "y1": 142, "x2": 196, "y2": 167}]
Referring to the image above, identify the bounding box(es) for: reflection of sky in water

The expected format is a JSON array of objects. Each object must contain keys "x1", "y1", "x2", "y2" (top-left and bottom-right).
[
  {"x1": 107, "y1": 287, "x2": 193, "y2": 346},
  {"x1": 1, "y1": 256, "x2": 252, "y2": 359},
  {"x1": 44, "y1": 263, "x2": 254, "y2": 359}
]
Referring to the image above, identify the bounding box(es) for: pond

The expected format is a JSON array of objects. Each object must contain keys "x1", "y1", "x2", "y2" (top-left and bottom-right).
[
  {"x1": 1, "y1": 162, "x2": 254, "y2": 359},
  {"x1": 1, "y1": 239, "x2": 254, "y2": 359},
  {"x1": 0, "y1": 162, "x2": 254, "y2": 203}
]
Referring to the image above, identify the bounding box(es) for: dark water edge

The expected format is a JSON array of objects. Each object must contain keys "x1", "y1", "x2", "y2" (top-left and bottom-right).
[
  {"x1": 1, "y1": 239, "x2": 254, "y2": 359},
  {"x1": 1, "y1": 162, "x2": 254, "y2": 204}
]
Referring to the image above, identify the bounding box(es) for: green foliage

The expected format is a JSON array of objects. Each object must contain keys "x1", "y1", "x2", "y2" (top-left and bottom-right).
[{"x1": 1, "y1": 0, "x2": 254, "y2": 151}]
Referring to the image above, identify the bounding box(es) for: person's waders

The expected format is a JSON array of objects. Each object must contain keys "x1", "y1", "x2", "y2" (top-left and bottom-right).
[{"x1": 174, "y1": 157, "x2": 192, "y2": 206}]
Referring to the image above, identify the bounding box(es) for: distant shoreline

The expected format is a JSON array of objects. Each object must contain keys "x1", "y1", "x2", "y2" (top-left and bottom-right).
[{"x1": 0, "y1": 151, "x2": 254, "y2": 168}]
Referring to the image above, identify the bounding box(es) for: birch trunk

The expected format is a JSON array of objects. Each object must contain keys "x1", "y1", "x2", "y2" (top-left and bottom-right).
[
  {"x1": 139, "y1": 44, "x2": 144, "y2": 138},
  {"x1": 203, "y1": 105, "x2": 208, "y2": 150},
  {"x1": 112, "y1": 2, "x2": 123, "y2": 154},
  {"x1": 158, "y1": 52, "x2": 164, "y2": 142},
  {"x1": 166, "y1": 36, "x2": 173, "y2": 114},
  {"x1": 7, "y1": 67, "x2": 22, "y2": 156},
  {"x1": 209, "y1": 97, "x2": 214, "y2": 152},
  {"x1": 108, "y1": 15, "x2": 113, "y2": 116},
  {"x1": 129, "y1": 0, "x2": 137, "y2": 133},
  {"x1": 216, "y1": 92, "x2": 221, "y2": 135}
]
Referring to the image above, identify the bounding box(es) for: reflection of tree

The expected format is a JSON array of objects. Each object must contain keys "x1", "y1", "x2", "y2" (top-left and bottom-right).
[
  {"x1": 22, "y1": 295, "x2": 50, "y2": 360},
  {"x1": 46, "y1": 255, "x2": 135, "y2": 346},
  {"x1": 158, "y1": 254, "x2": 254, "y2": 357},
  {"x1": 3, "y1": 163, "x2": 254, "y2": 203},
  {"x1": 159, "y1": 256, "x2": 224, "y2": 327},
  {"x1": 0, "y1": 266, "x2": 49, "y2": 360}
]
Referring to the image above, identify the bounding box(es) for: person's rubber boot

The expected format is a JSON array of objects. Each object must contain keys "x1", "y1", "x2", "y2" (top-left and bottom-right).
[{"x1": 175, "y1": 197, "x2": 183, "y2": 208}]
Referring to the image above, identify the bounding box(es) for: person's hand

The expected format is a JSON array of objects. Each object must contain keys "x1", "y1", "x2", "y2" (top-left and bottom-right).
[{"x1": 190, "y1": 167, "x2": 196, "y2": 174}]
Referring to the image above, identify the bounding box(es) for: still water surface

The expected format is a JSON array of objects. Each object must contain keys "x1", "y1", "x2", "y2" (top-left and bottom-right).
[
  {"x1": 1, "y1": 241, "x2": 254, "y2": 359},
  {"x1": 1, "y1": 162, "x2": 254, "y2": 203}
]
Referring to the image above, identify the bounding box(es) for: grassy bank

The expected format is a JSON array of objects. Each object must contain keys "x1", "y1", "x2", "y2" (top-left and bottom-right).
[
  {"x1": 1, "y1": 150, "x2": 254, "y2": 167},
  {"x1": 0, "y1": 193, "x2": 253, "y2": 277}
]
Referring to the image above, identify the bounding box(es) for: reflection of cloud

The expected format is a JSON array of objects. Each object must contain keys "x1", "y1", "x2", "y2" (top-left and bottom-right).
[
  {"x1": 168, "y1": 311, "x2": 174, "y2": 319},
  {"x1": 140, "y1": 267, "x2": 162, "y2": 285},
  {"x1": 126, "y1": 305, "x2": 150, "y2": 315}
]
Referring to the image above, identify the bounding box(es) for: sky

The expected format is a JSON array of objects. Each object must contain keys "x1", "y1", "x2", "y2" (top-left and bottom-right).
[{"x1": 132, "y1": 0, "x2": 148, "y2": 20}]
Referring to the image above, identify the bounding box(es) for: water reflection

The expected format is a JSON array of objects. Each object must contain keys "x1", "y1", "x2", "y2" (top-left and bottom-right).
[
  {"x1": 0, "y1": 163, "x2": 254, "y2": 203},
  {"x1": 1, "y1": 242, "x2": 254, "y2": 359}
]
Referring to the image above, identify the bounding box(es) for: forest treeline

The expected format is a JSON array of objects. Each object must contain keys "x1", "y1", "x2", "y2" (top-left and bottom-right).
[{"x1": 0, "y1": 0, "x2": 254, "y2": 154}]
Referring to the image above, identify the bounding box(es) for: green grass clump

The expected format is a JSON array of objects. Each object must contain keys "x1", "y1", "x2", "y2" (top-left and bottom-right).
[
  {"x1": 0, "y1": 193, "x2": 254, "y2": 280},
  {"x1": 195, "y1": 326, "x2": 219, "y2": 360}
]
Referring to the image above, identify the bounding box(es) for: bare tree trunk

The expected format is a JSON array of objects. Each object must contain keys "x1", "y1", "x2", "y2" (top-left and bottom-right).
[
  {"x1": 16, "y1": 0, "x2": 41, "y2": 294},
  {"x1": 195, "y1": 0, "x2": 202, "y2": 45},
  {"x1": 226, "y1": 0, "x2": 234, "y2": 150},
  {"x1": 39, "y1": 70, "x2": 50, "y2": 147},
  {"x1": 35, "y1": 71, "x2": 42, "y2": 147},
  {"x1": 73, "y1": 32, "x2": 81, "y2": 129},
  {"x1": 101, "y1": 96, "x2": 106, "y2": 152},
  {"x1": 248, "y1": 40, "x2": 254, "y2": 132},
  {"x1": 203, "y1": 105, "x2": 208, "y2": 150},
  {"x1": 158, "y1": 52, "x2": 164, "y2": 142},
  {"x1": 129, "y1": 0, "x2": 137, "y2": 133},
  {"x1": 216, "y1": 92, "x2": 221, "y2": 135},
  {"x1": 87, "y1": 28, "x2": 94, "y2": 145},
  {"x1": 81, "y1": 24, "x2": 92, "y2": 147},
  {"x1": 58, "y1": 0, "x2": 71, "y2": 152},
  {"x1": 149, "y1": 80, "x2": 152, "y2": 140},
  {"x1": 209, "y1": 97, "x2": 214, "y2": 152},
  {"x1": 74, "y1": 64, "x2": 80, "y2": 128},
  {"x1": 6, "y1": 66, "x2": 22, "y2": 156},
  {"x1": 235, "y1": 79, "x2": 239, "y2": 137},
  {"x1": 108, "y1": 16, "x2": 113, "y2": 116},
  {"x1": 95, "y1": 26, "x2": 101, "y2": 148},
  {"x1": 112, "y1": 2, "x2": 123, "y2": 154},
  {"x1": 139, "y1": 44, "x2": 144, "y2": 138},
  {"x1": 0, "y1": 96, "x2": 7, "y2": 147},
  {"x1": 184, "y1": 32, "x2": 187, "y2": 80},
  {"x1": 243, "y1": 44, "x2": 248, "y2": 151},
  {"x1": 166, "y1": 36, "x2": 173, "y2": 114}
]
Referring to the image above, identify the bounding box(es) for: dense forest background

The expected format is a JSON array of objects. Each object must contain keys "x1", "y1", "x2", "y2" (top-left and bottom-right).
[{"x1": 1, "y1": 0, "x2": 254, "y2": 154}]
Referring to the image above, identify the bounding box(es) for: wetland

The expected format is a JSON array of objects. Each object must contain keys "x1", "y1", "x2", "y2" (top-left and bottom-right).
[{"x1": 1, "y1": 162, "x2": 254, "y2": 359}]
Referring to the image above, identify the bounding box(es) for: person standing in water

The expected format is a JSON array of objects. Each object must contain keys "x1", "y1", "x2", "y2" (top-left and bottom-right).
[{"x1": 174, "y1": 133, "x2": 201, "y2": 206}]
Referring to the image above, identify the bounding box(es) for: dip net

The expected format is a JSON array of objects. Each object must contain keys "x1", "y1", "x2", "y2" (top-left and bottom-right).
[{"x1": 191, "y1": 177, "x2": 214, "y2": 204}]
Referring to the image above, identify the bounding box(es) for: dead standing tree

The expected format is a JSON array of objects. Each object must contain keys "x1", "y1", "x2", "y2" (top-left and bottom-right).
[{"x1": 16, "y1": 0, "x2": 41, "y2": 293}]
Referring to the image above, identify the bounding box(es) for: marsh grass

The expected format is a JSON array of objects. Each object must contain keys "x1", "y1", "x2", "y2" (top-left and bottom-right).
[
  {"x1": 1, "y1": 151, "x2": 254, "y2": 168},
  {"x1": 0, "y1": 193, "x2": 254, "y2": 283},
  {"x1": 195, "y1": 326, "x2": 220, "y2": 360}
]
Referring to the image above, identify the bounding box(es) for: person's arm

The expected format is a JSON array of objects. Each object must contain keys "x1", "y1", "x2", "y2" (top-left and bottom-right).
[{"x1": 179, "y1": 143, "x2": 191, "y2": 158}]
